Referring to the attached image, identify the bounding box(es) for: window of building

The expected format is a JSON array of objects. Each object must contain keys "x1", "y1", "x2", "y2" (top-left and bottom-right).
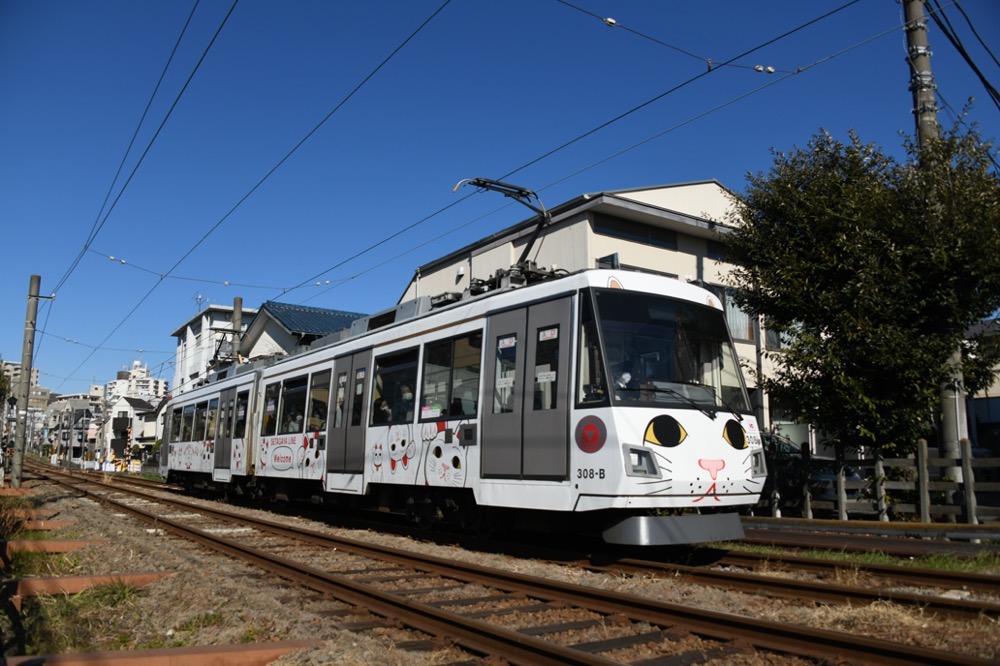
[
  {"x1": 706, "y1": 285, "x2": 756, "y2": 343},
  {"x1": 707, "y1": 239, "x2": 727, "y2": 261},
  {"x1": 420, "y1": 332, "x2": 482, "y2": 421},
  {"x1": 593, "y1": 213, "x2": 678, "y2": 250}
]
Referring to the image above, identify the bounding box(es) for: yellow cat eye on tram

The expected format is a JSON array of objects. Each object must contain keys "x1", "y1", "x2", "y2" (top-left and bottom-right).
[
  {"x1": 643, "y1": 414, "x2": 688, "y2": 448},
  {"x1": 722, "y1": 419, "x2": 748, "y2": 450}
]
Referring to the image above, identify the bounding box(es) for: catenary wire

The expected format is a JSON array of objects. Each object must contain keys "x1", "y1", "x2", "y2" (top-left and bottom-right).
[
  {"x1": 296, "y1": 23, "x2": 898, "y2": 305},
  {"x1": 279, "y1": 0, "x2": 864, "y2": 299},
  {"x1": 925, "y1": 0, "x2": 1000, "y2": 112},
  {"x1": 553, "y1": 0, "x2": 796, "y2": 73},
  {"x1": 52, "y1": 0, "x2": 453, "y2": 391},
  {"x1": 34, "y1": 0, "x2": 205, "y2": 366},
  {"x1": 495, "y1": 0, "x2": 862, "y2": 181}
]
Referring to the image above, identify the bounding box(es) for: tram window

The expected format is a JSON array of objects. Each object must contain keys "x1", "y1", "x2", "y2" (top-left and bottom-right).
[
  {"x1": 577, "y1": 293, "x2": 608, "y2": 407},
  {"x1": 205, "y1": 398, "x2": 219, "y2": 439},
  {"x1": 234, "y1": 391, "x2": 249, "y2": 438},
  {"x1": 307, "y1": 370, "x2": 331, "y2": 431},
  {"x1": 371, "y1": 348, "x2": 418, "y2": 425},
  {"x1": 181, "y1": 404, "x2": 194, "y2": 441},
  {"x1": 534, "y1": 326, "x2": 559, "y2": 411},
  {"x1": 279, "y1": 376, "x2": 308, "y2": 434},
  {"x1": 493, "y1": 334, "x2": 517, "y2": 414},
  {"x1": 422, "y1": 341, "x2": 451, "y2": 419},
  {"x1": 170, "y1": 408, "x2": 183, "y2": 442},
  {"x1": 193, "y1": 402, "x2": 208, "y2": 440},
  {"x1": 350, "y1": 368, "x2": 366, "y2": 427},
  {"x1": 222, "y1": 397, "x2": 234, "y2": 439},
  {"x1": 333, "y1": 372, "x2": 347, "y2": 428},
  {"x1": 420, "y1": 332, "x2": 481, "y2": 421},
  {"x1": 262, "y1": 383, "x2": 279, "y2": 436}
]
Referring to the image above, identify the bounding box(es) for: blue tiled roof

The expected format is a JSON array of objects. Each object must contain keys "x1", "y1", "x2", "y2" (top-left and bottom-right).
[{"x1": 260, "y1": 302, "x2": 366, "y2": 336}]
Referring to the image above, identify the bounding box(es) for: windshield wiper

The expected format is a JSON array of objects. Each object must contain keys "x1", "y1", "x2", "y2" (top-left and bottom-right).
[{"x1": 639, "y1": 385, "x2": 718, "y2": 421}]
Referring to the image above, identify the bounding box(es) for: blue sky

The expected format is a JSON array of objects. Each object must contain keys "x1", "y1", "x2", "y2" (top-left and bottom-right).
[{"x1": 1, "y1": 0, "x2": 998, "y2": 394}]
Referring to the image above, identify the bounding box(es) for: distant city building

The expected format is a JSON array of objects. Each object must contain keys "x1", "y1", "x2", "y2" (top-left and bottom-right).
[
  {"x1": 105, "y1": 360, "x2": 168, "y2": 403},
  {"x1": 1, "y1": 360, "x2": 39, "y2": 392},
  {"x1": 43, "y1": 396, "x2": 95, "y2": 463}
]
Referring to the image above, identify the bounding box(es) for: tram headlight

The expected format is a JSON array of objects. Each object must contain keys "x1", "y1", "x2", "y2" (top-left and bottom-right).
[
  {"x1": 624, "y1": 445, "x2": 660, "y2": 477},
  {"x1": 751, "y1": 450, "x2": 767, "y2": 477}
]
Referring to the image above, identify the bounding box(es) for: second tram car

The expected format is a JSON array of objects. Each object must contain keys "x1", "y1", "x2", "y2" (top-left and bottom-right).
[{"x1": 162, "y1": 270, "x2": 767, "y2": 545}]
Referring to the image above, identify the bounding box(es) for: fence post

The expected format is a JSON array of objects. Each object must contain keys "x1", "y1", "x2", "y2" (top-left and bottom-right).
[
  {"x1": 875, "y1": 456, "x2": 888, "y2": 521},
  {"x1": 801, "y1": 444, "x2": 812, "y2": 519},
  {"x1": 917, "y1": 438, "x2": 931, "y2": 523},
  {"x1": 960, "y1": 438, "x2": 979, "y2": 525},
  {"x1": 836, "y1": 447, "x2": 848, "y2": 521}
]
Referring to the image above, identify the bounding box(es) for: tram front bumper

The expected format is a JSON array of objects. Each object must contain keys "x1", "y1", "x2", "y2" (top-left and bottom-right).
[{"x1": 602, "y1": 512, "x2": 744, "y2": 546}]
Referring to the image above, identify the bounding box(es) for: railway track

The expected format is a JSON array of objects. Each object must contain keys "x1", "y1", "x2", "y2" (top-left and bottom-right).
[
  {"x1": 79, "y1": 467, "x2": 1000, "y2": 617},
  {"x1": 35, "y1": 466, "x2": 996, "y2": 665}
]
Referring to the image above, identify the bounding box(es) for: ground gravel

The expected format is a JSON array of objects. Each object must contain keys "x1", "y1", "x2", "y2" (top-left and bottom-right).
[{"x1": 7, "y1": 478, "x2": 999, "y2": 664}]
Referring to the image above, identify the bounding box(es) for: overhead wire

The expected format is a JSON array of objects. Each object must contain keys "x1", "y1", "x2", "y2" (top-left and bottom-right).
[
  {"x1": 86, "y1": 247, "x2": 292, "y2": 293},
  {"x1": 48, "y1": 0, "x2": 928, "y2": 390},
  {"x1": 279, "y1": 0, "x2": 864, "y2": 297},
  {"x1": 495, "y1": 0, "x2": 862, "y2": 181},
  {"x1": 48, "y1": 0, "x2": 206, "y2": 300},
  {"x1": 553, "y1": 0, "x2": 797, "y2": 73},
  {"x1": 297, "y1": 22, "x2": 901, "y2": 305},
  {"x1": 53, "y1": 0, "x2": 453, "y2": 391},
  {"x1": 34, "y1": 0, "x2": 205, "y2": 365},
  {"x1": 924, "y1": 0, "x2": 1000, "y2": 113}
]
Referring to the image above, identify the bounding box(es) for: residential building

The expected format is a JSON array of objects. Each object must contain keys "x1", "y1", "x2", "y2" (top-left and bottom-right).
[
  {"x1": 102, "y1": 395, "x2": 157, "y2": 463},
  {"x1": 171, "y1": 304, "x2": 257, "y2": 396},
  {"x1": 239, "y1": 302, "x2": 366, "y2": 362}
]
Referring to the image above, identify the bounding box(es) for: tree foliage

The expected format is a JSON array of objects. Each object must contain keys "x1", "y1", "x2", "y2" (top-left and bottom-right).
[{"x1": 724, "y1": 123, "x2": 1000, "y2": 454}]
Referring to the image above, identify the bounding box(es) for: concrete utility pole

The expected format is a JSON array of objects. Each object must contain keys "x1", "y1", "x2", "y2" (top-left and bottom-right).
[
  {"x1": 903, "y1": 0, "x2": 968, "y2": 480},
  {"x1": 12, "y1": 275, "x2": 41, "y2": 488}
]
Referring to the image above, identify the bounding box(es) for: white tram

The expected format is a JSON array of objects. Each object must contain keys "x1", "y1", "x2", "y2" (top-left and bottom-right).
[{"x1": 162, "y1": 269, "x2": 767, "y2": 545}]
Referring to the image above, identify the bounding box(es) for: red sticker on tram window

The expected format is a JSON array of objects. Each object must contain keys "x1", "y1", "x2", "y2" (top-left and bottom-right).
[{"x1": 575, "y1": 416, "x2": 607, "y2": 454}]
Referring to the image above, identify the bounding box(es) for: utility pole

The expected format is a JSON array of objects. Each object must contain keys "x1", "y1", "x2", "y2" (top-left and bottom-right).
[
  {"x1": 903, "y1": 0, "x2": 967, "y2": 482},
  {"x1": 12, "y1": 275, "x2": 41, "y2": 488}
]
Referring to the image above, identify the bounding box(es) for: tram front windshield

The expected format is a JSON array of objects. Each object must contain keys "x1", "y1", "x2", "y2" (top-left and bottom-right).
[{"x1": 594, "y1": 289, "x2": 751, "y2": 413}]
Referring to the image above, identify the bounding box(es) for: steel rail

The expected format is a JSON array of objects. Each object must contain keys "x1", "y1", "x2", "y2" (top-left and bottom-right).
[
  {"x1": 569, "y1": 558, "x2": 1000, "y2": 621},
  {"x1": 46, "y1": 470, "x2": 994, "y2": 666},
  {"x1": 44, "y1": 474, "x2": 624, "y2": 666},
  {"x1": 714, "y1": 550, "x2": 1000, "y2": 593}
]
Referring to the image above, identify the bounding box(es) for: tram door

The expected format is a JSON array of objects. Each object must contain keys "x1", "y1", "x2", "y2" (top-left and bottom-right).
[
  {"x1": 481, "y1": 297, "x2": 571, "y2": 479},
  {"x1": 214, "y1": 387, "x2": 236, "y2": 481},
  {"x1": 327, "y1": 349, "x2": 371, "y2": 474}
]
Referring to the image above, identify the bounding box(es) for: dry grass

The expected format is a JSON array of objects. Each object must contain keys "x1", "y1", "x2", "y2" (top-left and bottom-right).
[{"x1": 0, "y1": 496, "x2": 30, "y2": 540}]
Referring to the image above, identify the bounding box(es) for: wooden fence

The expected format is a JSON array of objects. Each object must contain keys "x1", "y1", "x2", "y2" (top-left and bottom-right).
[{"x1": 759, "y1": 439, "x2": 1000, "y2": 524}]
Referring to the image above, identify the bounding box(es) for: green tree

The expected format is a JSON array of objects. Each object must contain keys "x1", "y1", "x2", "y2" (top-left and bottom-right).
[{"x1": 724, "y1": 123, "x2": 1000, "y2": 455}]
